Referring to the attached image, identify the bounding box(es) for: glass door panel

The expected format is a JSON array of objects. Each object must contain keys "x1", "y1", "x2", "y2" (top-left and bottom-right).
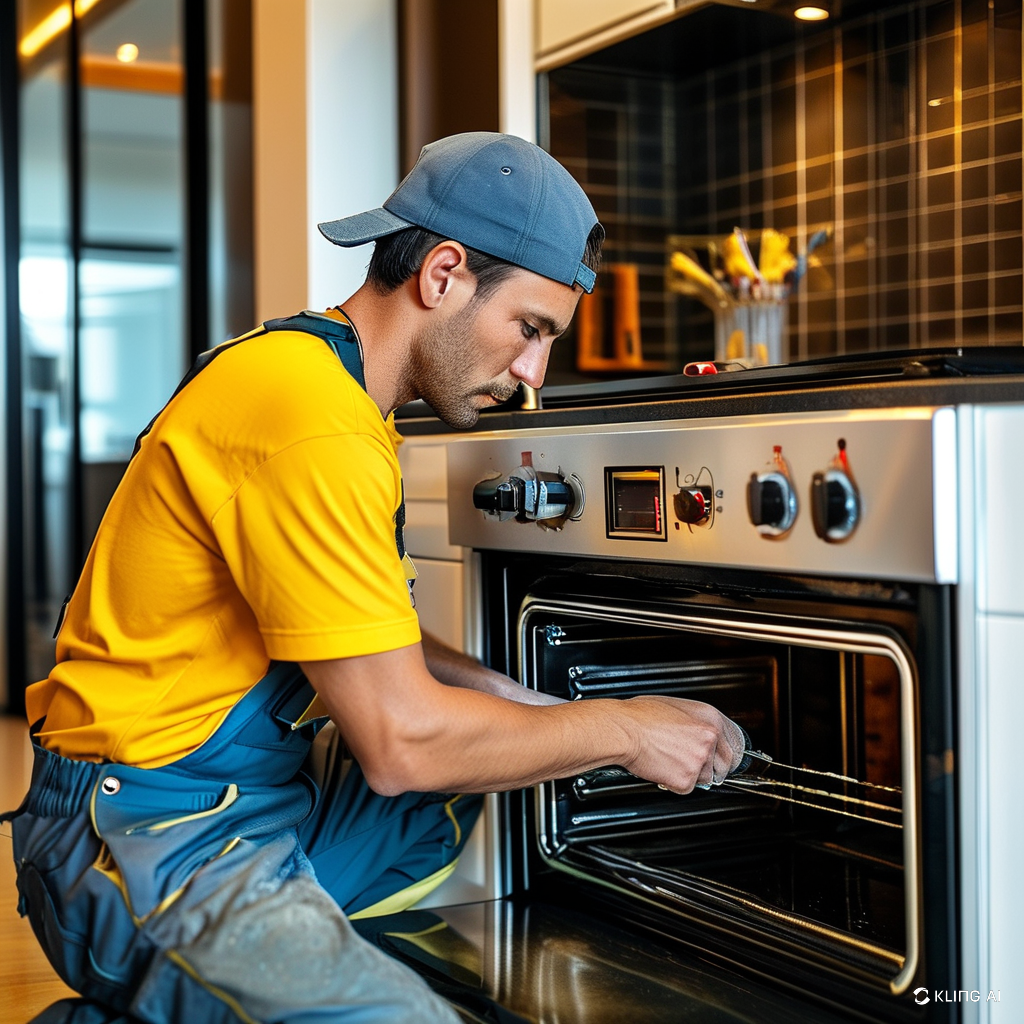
[
  {"x1": 7, "y1": 0, "x2": 249, "y2": 705},
  {"x1": 79, "y1": 0, "x2": 186, "y2": 545},
  {"x1": 17, "y1": 0, "x2": 74, "y2": 685}
]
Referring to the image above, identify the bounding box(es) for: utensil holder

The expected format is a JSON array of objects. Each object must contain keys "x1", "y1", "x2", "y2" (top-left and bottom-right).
[{"x1": 714, "y1": 300, "x2": 788, "y2": 365}]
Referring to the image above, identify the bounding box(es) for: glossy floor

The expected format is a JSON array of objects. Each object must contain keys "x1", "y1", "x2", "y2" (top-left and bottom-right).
[
  {"x1": 0, "y1": 716, "x2": 74, "y2": 1024},
  {"x1": 355, "y1": 899, "x2": 854, "y2": 1024}
]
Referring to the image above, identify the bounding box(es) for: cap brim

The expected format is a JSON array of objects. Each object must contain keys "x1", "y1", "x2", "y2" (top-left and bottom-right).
[{"x1": 317, "y1": 207, "x2": 414, "y2": 247}]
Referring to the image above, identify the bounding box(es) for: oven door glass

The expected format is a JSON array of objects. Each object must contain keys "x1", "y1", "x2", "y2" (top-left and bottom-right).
[{"x1": 520, "y1": 598, "x2": 919, "y2": 996}]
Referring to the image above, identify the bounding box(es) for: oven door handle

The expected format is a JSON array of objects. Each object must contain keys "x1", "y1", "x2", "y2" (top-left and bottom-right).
[{"x1": 571, "y1": 766, "x2": 659, "y2": 801}]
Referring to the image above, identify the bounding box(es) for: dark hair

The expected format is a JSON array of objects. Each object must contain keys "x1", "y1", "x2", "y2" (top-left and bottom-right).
[{"x1": 366, "y1": 223, "x2": 605, "y2": 299}]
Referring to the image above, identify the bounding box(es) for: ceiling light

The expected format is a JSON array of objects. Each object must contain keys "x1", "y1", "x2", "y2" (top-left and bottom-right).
[
  {"x1": 794, "y1": 5, "x2": 830, "y2": 19},
  {"x1": 19, "y1": 0, "x2": 103, "y2": 59},
  {"x1": 116, "y1": 42, "x2": 139, "y2": 63}
]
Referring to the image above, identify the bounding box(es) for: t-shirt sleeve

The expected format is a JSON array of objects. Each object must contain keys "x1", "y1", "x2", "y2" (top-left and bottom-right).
[{"x1": 210, "y1": 431, "x2": 420, "y2": 661}]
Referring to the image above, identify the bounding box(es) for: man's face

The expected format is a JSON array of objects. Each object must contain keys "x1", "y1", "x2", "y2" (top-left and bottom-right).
[{"x1": 410, "y1": 267, "x2": 581, "y2": 429}]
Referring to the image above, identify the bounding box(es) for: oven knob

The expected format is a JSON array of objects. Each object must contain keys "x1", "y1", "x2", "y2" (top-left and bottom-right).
[
  {"x1": 673, "y1": 486, "x2": 712, "y2": 525},
  {"x1": 473, "y1": 458, "x2": 584, "y2": 525},
  {"x1": 747, "y1": 446, "x2": 797, "y2": 536},
  {"x1": 472, "y1": 475, "x2": 526, "y2": 522},
  {"x1": 811, "y1": 470, "x2": 859, "y2": 541},
  {"x1": 811, "y1": 439, "x2": 860, "y2": 542}
]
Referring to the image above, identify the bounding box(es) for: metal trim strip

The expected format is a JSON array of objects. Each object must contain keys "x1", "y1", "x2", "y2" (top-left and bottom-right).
[{"x1": 933, "y1": 407, "x2": 959, "y2": 583}]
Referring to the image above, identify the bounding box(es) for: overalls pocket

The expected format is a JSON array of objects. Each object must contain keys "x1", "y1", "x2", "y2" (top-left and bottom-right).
[
  {"x1": 12, "y1": 806, "x2": 144, "y2": 1001},
  {"x1": 15, "y1": 861, "x2": 90, "y2": 990},
  {"x1": 89, "y1": 766, "x2": 314, "y2": 927}
]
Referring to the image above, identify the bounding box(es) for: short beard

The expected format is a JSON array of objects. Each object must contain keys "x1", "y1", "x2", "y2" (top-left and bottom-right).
[{"x1": 410, "y1": 302, "x2": 519, "y2": 429}]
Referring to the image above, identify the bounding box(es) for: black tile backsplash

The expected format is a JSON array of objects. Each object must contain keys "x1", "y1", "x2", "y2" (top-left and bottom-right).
[{"x1": 543, "y1": 0, "x2": 1024, "y2": 378}]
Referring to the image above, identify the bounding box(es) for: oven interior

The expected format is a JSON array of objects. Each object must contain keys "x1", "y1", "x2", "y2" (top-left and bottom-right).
[{"x1": 521, "y1": 603, "x2": 914, "y2": 992}]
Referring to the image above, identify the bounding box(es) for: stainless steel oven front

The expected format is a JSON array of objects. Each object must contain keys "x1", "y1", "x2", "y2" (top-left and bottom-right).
[{"x1": 439, "y1": 406, "x2": 960, "y2": 1023}]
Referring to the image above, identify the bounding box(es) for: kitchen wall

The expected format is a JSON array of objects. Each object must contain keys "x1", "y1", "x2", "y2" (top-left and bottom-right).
[
  {"x1": 398, "y1": 0, "x2": 499, "y2": 175},
  {"x1": 544, "y1": 0, "x2": 1023, "y2": 371}
]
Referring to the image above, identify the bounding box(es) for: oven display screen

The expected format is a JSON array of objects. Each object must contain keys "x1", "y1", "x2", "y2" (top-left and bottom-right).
[{"x1": 605, "y1": 467, "x2": 666, "y2": 540}]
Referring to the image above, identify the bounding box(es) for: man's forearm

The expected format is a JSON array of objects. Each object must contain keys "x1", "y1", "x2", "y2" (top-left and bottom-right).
[
  {"x1": 304, "y1": 647, "x2": 632, "y2": 794},
  {"x1": 421, "y1": 629, "x2": 565, "y2": 706},
  {"x1": 301, "y1": 641, "x2": 744, "y2": 798}
]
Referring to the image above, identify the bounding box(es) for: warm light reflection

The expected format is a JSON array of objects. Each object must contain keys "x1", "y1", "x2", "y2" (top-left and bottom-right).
[
  {"x1": 794, "y1": 6, "x2": 830, "y2": 19},
  {"x1": 19, "y1": 0, "x2": 103, "y2": 59},
  {"x1": 116, "y1": 42, "x2": 139, "y2": 63}
]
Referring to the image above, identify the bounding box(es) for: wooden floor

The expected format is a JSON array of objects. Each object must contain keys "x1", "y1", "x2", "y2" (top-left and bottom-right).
[{"x1": 0, "y1": 716, "x2": 75, "y2": 1023}]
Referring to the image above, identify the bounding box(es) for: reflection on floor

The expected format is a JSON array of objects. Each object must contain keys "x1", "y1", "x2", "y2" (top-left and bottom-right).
[
  {"x1": 0, "y1": 716, "x2": 75, "y2": 1024},
  {"x1": 354, "y1": 899, "x2": 851, "y2": 1024}
]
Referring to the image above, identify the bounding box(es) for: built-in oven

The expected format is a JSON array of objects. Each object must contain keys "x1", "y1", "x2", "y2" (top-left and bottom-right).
[
  {"x1": 432, "y1": 404, "x2": 954, "y2": 1022},
  {"x1": 521, "y1": 586, "x2": 921, "y2": 994},
  {"x1": 491, "y1": 562, "x2": 949, "y2": 1021},
  {"x1": 384, "y1": 375, "x2": 1023, "y2": 1024}
]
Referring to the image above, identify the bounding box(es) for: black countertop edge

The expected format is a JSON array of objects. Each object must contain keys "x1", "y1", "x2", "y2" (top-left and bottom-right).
[{"x1": 396, "y1": 375, "x2": 1024, "y2": 435}]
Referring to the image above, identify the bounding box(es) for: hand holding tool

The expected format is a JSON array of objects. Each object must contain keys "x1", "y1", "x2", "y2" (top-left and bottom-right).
[{"x1": 573, "y1": 733, "x2": 902, "y2": 830}]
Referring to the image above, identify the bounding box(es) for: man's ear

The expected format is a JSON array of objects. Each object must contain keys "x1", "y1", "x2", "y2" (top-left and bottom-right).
[{"x1": 418, "y1": 241, "x2": 470, "y2": 309}]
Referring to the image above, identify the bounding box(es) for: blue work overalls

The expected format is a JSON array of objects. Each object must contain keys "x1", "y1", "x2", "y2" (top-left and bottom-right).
[{"x1": 3, "y1": 314, "x2": 482, "y2": 1024}]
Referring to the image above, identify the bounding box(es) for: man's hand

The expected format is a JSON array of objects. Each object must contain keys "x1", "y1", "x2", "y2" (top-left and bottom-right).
[{"x1": 619, "y1": 696, "x2": 746, "y2": 793}]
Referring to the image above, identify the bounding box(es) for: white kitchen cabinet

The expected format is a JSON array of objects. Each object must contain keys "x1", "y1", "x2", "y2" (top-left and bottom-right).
[{"x1": 534, "y1": 0, "x2": 684, "y2": 69}]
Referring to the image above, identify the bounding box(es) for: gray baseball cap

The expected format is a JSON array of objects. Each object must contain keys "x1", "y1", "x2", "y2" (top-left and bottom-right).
[{"x1": 318, "y1": 132, "x2": 600, "y2": 293}]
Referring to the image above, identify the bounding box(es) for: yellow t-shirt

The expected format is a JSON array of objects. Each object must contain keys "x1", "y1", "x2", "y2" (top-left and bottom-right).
[{"x1": 26, "y1": 312, "x2": 421, "y2": 768}]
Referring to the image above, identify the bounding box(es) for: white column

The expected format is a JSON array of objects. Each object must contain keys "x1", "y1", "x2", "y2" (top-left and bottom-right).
[
  {"x1": 306, "y1": 0, "x2": 399, "y2": 309},
  {"x1": 975, "y1": 405, "x2": 1024, "y2": 1018},
  {"x1": 498, "y1": 0, "x2": 536, "y2": 142}
]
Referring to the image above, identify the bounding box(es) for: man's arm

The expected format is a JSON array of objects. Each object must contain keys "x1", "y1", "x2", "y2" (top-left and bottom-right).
[
  {"x1": 420, "y1": 629, "x2": 565, "y2": 706},
  {"x1": 300, "y1": 641, "x2": 744, "y2": 797}
]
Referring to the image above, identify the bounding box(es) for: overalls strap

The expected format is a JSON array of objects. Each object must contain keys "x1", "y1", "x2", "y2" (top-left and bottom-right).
[
  {"x1": 130, "y1": 308, "x2": 365, "y2": 459},
  {"x1": 261, "y1": 311, "x2": 366, "y2": 390}
]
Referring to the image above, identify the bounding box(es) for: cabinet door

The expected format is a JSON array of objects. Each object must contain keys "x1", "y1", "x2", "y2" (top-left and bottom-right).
[
  {"x1": 536, "y1": 0, "x2": 673, "y2": 61},
  {"x1": 412, "y1": 558, "x2": 464, "y2": 652}
]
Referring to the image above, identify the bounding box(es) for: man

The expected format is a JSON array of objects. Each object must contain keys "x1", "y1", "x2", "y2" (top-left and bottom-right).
[{"x1": 6, "y1": 133, "x2": 745, "y2": 1023}]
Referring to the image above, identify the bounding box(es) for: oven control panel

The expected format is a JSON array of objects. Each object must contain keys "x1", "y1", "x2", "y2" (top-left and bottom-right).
[{"x1": 445, "y1": 407, "x2": 958, "y2": 583}]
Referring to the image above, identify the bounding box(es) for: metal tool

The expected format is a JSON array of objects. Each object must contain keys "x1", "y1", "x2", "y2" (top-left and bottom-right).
[
  {"x1": 723, "y1": 748, "x2": 902, "y2": 829},
  {"x1": 572, "y1": 745, "x2": 903, "y2": 830},
  {"x1": 736, "y1": 748, "x2": 901, "y2": 792}
]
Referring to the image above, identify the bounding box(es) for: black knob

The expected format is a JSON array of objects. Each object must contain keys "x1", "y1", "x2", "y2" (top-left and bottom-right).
[
  {"x1": 473, "y1": 477, "x2": 525, "y2": 518},
  {"x1": 748, "y1": 476, "x2": 783, "y2": 526},
  {"x1": 473, "y1": 469, "x2": 582, "y2": 523},
  {"x1": 747, "y1": 472, "x2": 797, "y2": 534},
  {"x1": 674, "y1": 486, "x2": 711, "y2": 525},
  {"x1": 810, "y1": 470, "x2": 859, "y2": 541}
]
